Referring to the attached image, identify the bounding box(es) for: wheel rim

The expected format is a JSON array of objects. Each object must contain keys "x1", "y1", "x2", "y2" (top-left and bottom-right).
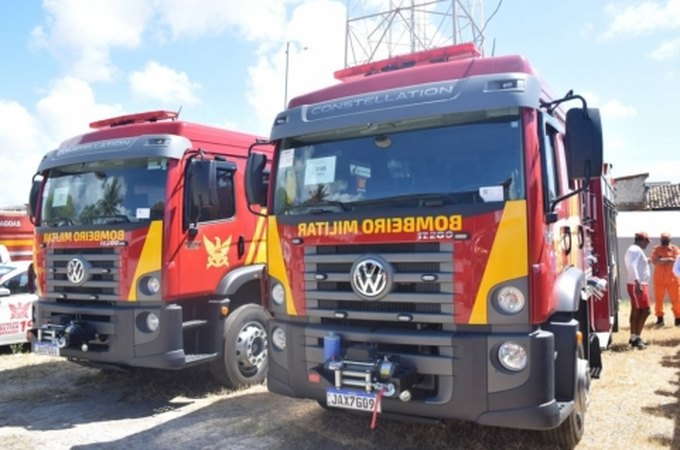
[{"x1": 235, "y1": 320, "x2": 268, "y2": 376}]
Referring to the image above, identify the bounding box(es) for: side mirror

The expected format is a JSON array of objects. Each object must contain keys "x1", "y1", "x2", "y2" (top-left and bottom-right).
[
  {"x1": 28, "y1": 175, "x2": 43, "y2": 224},
  {"x1": 0, "y1": 287, "x2": 10, "y2": 297},
  {"x1": 246, "y1": 152, "x2": 268, "y2": 206},
  {"x1": 565, "y1": 108, "x2": 603, "y2": 180}
]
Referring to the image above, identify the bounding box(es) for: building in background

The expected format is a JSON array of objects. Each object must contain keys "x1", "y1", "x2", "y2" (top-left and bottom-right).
[{"x1": 614, "y1": 174, "x2": 680, "y2": 302}]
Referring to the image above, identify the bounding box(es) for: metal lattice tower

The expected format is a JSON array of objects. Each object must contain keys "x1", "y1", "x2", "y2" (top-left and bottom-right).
[{"x1": 343, "y1": 0, "x2": 489, "y2": 68}]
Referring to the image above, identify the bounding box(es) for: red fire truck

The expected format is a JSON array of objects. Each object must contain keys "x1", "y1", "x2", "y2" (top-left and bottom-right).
[
  {"x1": 29, "y1": 110, "x2": 272, "y2": 388},
  {"x1": 245, "y1": 43, "x2": 617, "y2": 447},
  {"x1": 0, "y1": 208, "x2": 33, "y2": 262}
]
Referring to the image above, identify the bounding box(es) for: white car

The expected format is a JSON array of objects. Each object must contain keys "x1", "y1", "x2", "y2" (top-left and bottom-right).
[{"x1": 0, "y1": 260, "x2": 37, "y2": 346}]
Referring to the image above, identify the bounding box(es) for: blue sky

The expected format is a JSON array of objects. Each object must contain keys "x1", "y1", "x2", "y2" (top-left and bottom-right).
[{"x1": 1, "y1": 0, "x2": 678, "y2": 207}]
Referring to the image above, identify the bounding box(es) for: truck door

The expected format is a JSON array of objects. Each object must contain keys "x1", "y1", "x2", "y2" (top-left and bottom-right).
[{"x1": 177, "y1": 159, "x2": 245, "y2": 298}]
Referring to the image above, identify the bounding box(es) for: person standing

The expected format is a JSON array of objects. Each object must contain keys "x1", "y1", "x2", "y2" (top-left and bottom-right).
[
  {"x1": 624, "y1": 232, "x2": 652, "y2": 349},
  {"x1": 650, "y1": 232, "x2": 680, "y2": 327}
]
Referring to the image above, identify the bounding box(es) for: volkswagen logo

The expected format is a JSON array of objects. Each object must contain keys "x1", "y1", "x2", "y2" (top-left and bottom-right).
[
  {"x1": 66, "y1": 257, "x2": 89, "y2": 286},
  {"x1": 350, "y1": 255, "x2": 393, "y2": 300}
]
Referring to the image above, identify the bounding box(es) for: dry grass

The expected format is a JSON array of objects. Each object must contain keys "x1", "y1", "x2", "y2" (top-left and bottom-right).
[
  {"x1": 1, "y1": 302, "x2": 679, "y2": 449},
  {"x1": 577, "y1": 300, "x2": 680, "y2": 449}
]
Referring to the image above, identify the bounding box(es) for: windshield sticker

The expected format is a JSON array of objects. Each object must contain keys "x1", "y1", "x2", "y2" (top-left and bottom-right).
[
  {"x1": 147, "y1": 159, "x2": 167, "y2": 170},
  {"x1": 52, "y1": 187, "x2": 70, "y2": 207},
  {"x1": 350, "y1": 164, "x2": 371, "y2": 178},
  {"x1": 350, "y1": 164, "x2": 371, "y2": 193},
  {"x1": 280, "y1": 149, "x2": 294, "y2": 168},
  {"x1": 136, "y1": 208, "x2": 151, "y2": 219},
  {"x1": 479, "y1": 186, "x2": 504, "y2": 202},
  {"x1": 304, "y1": 156, "x2": 336, "y2": 185}
]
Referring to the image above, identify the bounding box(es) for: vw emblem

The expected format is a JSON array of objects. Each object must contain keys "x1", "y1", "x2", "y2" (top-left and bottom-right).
[
  {"x1": 66, "y1": 257, "x2": 89, "y2": 286},
  {"x1": 350, "y1": 255, "x2": 393, "y2": 300}
]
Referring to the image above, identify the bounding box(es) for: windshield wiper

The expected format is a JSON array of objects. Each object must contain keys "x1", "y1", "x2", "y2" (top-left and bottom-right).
[
  {"x1": 44, "y1": 217, "x2": 77, "y2": 227},
  {"x1": 355, "y1": 193, "x2": 453, "y2": 208},
  {"x1": 94, "y1": 215, "x2": 131, "y2": 224},
  {"x1": 285, "y1": 200, "x2": 349, "y2": 215}
]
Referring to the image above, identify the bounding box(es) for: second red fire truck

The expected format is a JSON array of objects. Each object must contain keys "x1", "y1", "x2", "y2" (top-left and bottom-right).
[{"x1": 29, "y1": 110, "x2": 272, "y2": 388}]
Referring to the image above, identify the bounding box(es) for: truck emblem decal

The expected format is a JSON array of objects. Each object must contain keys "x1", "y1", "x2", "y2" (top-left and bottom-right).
[
  {"x1": 66, "y1": 257, "x2": 89, "y2": 285},
  {"x1": 350, "y1": 256, "x2": 393, "y2": 300},
  {"x1": 204, "y1": 235, "x2": 232, "y2": 268},
  {"x1": 9, "y1": 302, "x2": 31, "y2": 320}
]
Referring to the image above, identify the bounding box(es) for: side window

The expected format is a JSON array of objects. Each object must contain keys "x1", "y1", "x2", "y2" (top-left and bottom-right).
[
  {"x1": 215, "y1": 166, "x2": 235, "y2": 219},
  {"x1": 3, "y1": 272, "x2": 28, "y2": 294},
  {"x1": 197, "y1": 164, "x2": 235, "y2": 223},
  {"x1": 541, "y1": 120, "x2": 559, "y2": 206}
]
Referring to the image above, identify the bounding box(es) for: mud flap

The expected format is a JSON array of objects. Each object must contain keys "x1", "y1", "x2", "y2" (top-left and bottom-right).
[{"x1": 588, "y1": 334, "x2": 602, "y2": 379}]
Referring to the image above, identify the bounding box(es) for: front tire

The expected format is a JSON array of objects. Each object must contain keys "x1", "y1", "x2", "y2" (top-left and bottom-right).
[{"x1": 210, "y1": 304, "x2": 270, "y2": 389}]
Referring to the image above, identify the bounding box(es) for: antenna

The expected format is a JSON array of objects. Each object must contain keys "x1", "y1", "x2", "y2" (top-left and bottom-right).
[{"x1": 343, "y1": 0, "x2": 489, "y2": 68}]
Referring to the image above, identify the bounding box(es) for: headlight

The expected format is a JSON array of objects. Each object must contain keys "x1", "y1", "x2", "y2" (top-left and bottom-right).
[
  {"x1": 496, "y1": 286, "x2": 525, "y2": 314},
  {"x1": 498, "y1": 340, "x2": 528, "y2": 371},
  {"x1": 271, "y1": 283, "x2": 285, "y2": 305},
  {"x1": 145, "y1": 312, "x2": 160, "y2": 332},
  {"x1": 146, "y1": 276, "x2": 161, "y2": 294},
  {"x1": 272, "y1": 326, "x2": 286, "y2": 350}
]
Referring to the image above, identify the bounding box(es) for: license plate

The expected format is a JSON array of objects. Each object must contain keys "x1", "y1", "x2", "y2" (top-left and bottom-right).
[
  {"x1": 326, "y1": 388, "x2": 380, "y2": 413},
  {"x1": 33, "y1": 341, "x2": 60, "y2": 357}
]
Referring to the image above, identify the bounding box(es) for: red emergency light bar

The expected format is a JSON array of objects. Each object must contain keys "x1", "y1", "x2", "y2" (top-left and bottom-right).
[
  {"x1": 89, "y1": 110, "x2": 179, "y2": 129},
  {"x1": 334, "y1": 42, "x2": 481, "y2": 81}
]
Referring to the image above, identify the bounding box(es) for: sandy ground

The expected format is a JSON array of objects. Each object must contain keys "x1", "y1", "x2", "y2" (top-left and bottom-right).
[{"x1": 1, "y1": 309, "x2": 679, "y2": 450}]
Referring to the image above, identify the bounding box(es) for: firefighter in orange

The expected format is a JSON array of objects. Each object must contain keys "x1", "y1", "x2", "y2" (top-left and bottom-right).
[{"x1": 651, "y1": 232, "x2": 680, "y2": 327}]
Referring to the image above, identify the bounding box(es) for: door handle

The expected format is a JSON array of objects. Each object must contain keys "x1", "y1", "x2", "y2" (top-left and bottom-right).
[{"x1": 238, "y1": 235, "x2": 245, "y2": 259}]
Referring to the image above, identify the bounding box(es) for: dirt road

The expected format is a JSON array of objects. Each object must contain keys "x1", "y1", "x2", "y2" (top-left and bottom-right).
[{"x1": 1, "y1": 316, "x2": 679, "y2": 450}]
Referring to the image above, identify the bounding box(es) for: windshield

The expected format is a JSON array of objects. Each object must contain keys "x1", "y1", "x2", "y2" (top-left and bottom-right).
[
  {"x1": 40, "y1": 157, "x2": 168, "y2": 227},
  {"x1": 273, "y1": 114, "x2": 524, "y2": 215}
]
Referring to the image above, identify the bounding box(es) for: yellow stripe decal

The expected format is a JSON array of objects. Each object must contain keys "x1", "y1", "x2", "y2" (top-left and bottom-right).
[
  {"x1": 267, "y1": 217, "x2": 297, "y2": 315},
  {"x1": 246, "y1": 215, "x2": 267, "y2": 264},
  {"x1": 129, "y1": 220, "x2": 163, "y2": 301},
  {"x1": 469, "y1": 201, "x2": 528, "y2": 324},
  {"x1": 0, "y1": 239, "x2": 33, "y2": 246}
]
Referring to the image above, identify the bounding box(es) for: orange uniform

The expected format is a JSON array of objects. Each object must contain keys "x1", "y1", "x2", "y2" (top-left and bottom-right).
[{"x1": 651, "y1": 242, "x2": 680, "y2": 320}]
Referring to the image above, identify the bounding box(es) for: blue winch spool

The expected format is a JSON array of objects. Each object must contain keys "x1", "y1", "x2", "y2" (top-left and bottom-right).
[{"x1": 323, "y1": 332, "x2": 341, "y2": 361}]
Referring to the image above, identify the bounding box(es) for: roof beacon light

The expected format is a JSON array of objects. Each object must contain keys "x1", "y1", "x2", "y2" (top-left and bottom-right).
[{"x1": 89, "y1": 110, "x2": 179, "y2": 129}]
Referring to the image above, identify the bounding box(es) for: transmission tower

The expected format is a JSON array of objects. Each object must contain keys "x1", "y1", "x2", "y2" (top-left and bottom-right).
[{"x1": 343, "y1": 0, "x2": 491, "y2": 68}]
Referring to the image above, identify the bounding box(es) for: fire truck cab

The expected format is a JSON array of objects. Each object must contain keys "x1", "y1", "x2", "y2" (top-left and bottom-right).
[
  {"x1": 246, "y1": 44, "x2": 616, "y2": 447},
  {"x1": 29, "y1": 110, "x2": 272, "y2": 388}
]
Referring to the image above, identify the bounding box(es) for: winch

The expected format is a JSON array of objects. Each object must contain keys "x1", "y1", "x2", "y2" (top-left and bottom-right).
[{"x1": 324, "y1": 341, "x2": 417, "y2": 400}]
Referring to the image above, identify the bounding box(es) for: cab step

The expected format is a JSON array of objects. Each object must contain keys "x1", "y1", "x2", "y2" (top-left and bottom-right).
[
  {"x1": 184, "y1": 353, "x2": 217, "y2": 366},
  {"x1": 182, "y1": 319, "x2": 208, "y2": 330}
]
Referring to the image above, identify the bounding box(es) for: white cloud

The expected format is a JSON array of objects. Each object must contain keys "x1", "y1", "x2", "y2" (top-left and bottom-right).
[
  {"x1": 0, "y1": 101, "x2": 43, "y2": 207},
  {"x1": 36, "y1": 77, "x2": 123, "y2": 141},
  {"x1": 129, "y1": 61, "x2": 202, "y2": 106},
  {"x1": 245, "y1": 0, "x2": 346, "y2": 133},
  {"x1": 156, "y1": 0, "x2": 288, "y2": 42},
  {"x1": 31, "y1": 0, "x2": 155, "y2": 81},
  {"x1": 650, "y1": 37, "x2": 680, "y2": 59},
  {"x1": 602, "y1": 0, "x2": 680, "y2": 40},
  {"x1": 0, "y1": 78, "x2": 123, "y2": 207},
  {"x1": 600, "y1": 99, "x2": 638, "y2": 120}
]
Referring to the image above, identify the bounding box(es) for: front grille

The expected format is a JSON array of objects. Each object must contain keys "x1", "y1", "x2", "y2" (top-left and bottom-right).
[
  {"x1": 45, "y1": 248, "x2": 120, "y2": 301},
  {"x1": 304, "y1": 242, "x2": 454, "y2": 325}
]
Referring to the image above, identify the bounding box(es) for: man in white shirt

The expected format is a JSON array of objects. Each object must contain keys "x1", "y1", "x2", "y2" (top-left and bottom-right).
[{"x1": 624, "y1": 232, "x2": 652, "y2": 349}]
